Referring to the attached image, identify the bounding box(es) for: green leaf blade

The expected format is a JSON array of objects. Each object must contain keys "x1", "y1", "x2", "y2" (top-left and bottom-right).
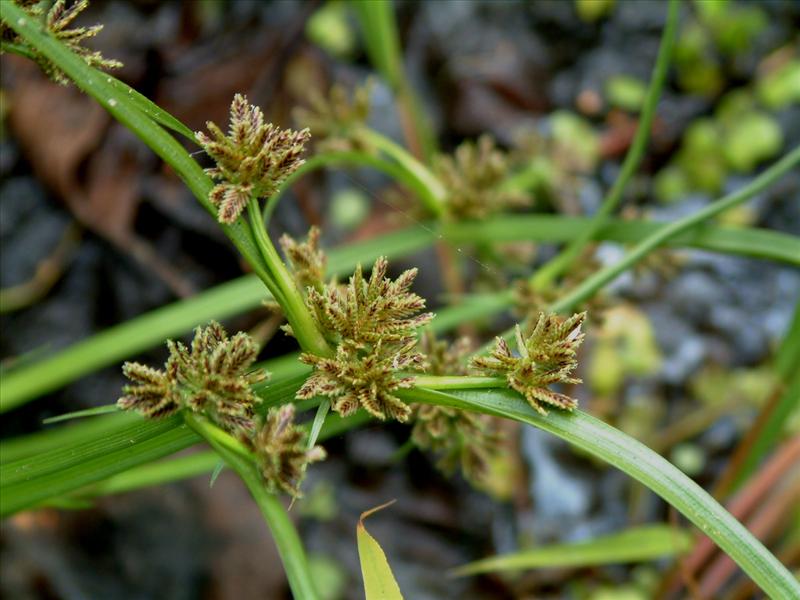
[
  {"x1": 398, "y1": 386, "x2": 800, "y2": 599},
  {"x1": 450, "y1": 524, "x2": 692, "y2": 576},
  {"x1": 358, "y1": 501, "x2": 404, "y2": 600}
]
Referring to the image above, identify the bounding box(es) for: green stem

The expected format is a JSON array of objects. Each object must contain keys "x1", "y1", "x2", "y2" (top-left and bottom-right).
[
  {"x1": 550, "y1": 145, "x2": 800, "y2": 314},
  {"x1": 263, "y1": 150, "x2": 437, "y2": 224},
  {"x1": 184, "y1": 415, "x2": 320, "y2": 600},
  {"x1": 1, "y1": 40, "x2": 36, "y2": 59},
  {"x1": 531, "y1": 0, "x2": 679, "y2": 289},
  {"x1": 399, "y1": 386, "x2": 800, "y2": 599},
  {"x1": 357, "y1": 127, "x2": 447, "y2": 217},
  {"x1": 246, "y1": 200, "x2": 332, "y2": 358},
  {"x1": 411, "y1": 375, "x2": 507, "y2": 390}
]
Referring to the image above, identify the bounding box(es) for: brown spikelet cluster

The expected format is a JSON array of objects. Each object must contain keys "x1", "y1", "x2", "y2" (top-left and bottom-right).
[
  {"x1": 306, "y1": 257, "x2": 433, "y2": 347},
  {"x1": 118, "y1": 322, "x2": 325, "y2": 497},
  {"x1": 118, "y1": 321, "x2": 267, "y2": 434},
  {"x1": 435, "y1": 135, "x2": 531, "y2": 220},
  {"x1": 2, "y1": 0, "x2": 122, "y2": 85},
  {"x1": 242, "y1": 404, "x2": 326, "y2": 498},
  {"x1": 196, "y1": 94, "x2": 310, "y2": 224},
  {"x1": 295, "y1": 256, "x2": 433, "y2": 422},
  {"x1": 411, "y1": 332, "x2": 503, "y2": 485},
  {"x1": 471, "y1": 312, "x2": 586, "y2": 415},
  {"x1": 299, "y1": 340, "x2": 424, "y2": 422},
  {"x1": 279, "y1": 226, "x2": 327, "y2": 292},
  {"x1": 293, "y1": 81, "x2": 373, "y2": 153}
]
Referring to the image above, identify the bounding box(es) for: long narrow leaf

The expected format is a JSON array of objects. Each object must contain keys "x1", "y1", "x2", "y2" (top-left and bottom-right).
[
  {"x1": 397, "y1": 386, "x2": 800, "y2": 599},
  {"x1": 450, "y1": 524, "x2": 692, "y2": 576}
]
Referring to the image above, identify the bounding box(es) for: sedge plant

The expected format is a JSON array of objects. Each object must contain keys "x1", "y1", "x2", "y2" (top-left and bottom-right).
[{"x1": 1, "y1": 1, "x2": 800, "y2": 598}]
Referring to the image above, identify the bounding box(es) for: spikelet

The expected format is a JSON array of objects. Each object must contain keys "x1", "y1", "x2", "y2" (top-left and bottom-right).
[
  {"x1": 435, "y1": 135, "x2": 531, "y2": 220},
  {"x1": 196, "y1": 94, "x2": 310, "y2": 223},
  {"x1": 306, "y1": 256, "x2": 433, "y2": 347},
  {"x1": 411, "y1": 332, "x2": 503, "y2": 485},
  {"x1": 245, "y1": 404, "x2": 326, "y2": 498},
  {"x1": 297, "y1": 341, "x2": 425, "y2": 422},
  {"x1": 279, "y1": 226, "x2": 327, "y2": 293},
  {"x1": 2, "y1": 0, "x2": 122, "y2": 85},
  {"x1": 472, "y1": 312, "x2": 586, "y2": 415},
  {"x1": 118, "y1": 321, "x2": 267, "y2": 435}
]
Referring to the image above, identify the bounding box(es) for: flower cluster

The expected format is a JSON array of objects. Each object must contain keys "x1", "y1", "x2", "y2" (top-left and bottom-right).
[
  {"x1": 279, "y1": 226, "x2": 327, "y2": 292},
  {"x1": 2, "y1": 0, "x2": 122, "y2": 85},
  {"x1": 118, "y1": 322, "x2": 324, "y2": 498},
  {"x1": 118, "y1": 321, "x2": 267, "y2": 434},
  {"x1": 293, "y1": 81, "x2": 373, "y2": 153},
  {"x1": 411, "y1": 332, "x2": 503, "y2": 485},
  {"x1": 306, "y1": 257, "x2": 432, "y2": 347},
  {"x1": 295, "y1": 256, "x2": 433, "y2": 422},
  {"x1": 242, "y1": 404, "x2": 326, "y2": 498},
  {"x1": 471, "y1": 312, "x2": 586, "y2": 415},
  {"x1": 298, "y1": 340, "x2": 424, "y2": 422},
  {"x1": 196, "y1": 94, "x2": 310, "y2": 224},
  {"x1": 435, "y1": 135, "x2": 531, "y2": 220}
]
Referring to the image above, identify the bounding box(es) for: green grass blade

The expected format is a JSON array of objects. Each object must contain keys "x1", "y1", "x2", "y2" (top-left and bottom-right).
[
  {"x1": 733, "y1": 301, "x2": 800, "y2": 487},
  {"x1": 104, "y1": 74, "x2": 195, "y2": 140},
  {"x1": 0, "y1": 416, "x2": 199, "y2": 517},
  {"x1": 444, "y1": 217, "x2": 800, "y2": 266},
  {"x1": 397, "y1": 386, "x2": 800, "y2": 599},
  {"x1": 74, "y1": 451, "x2": 221, "y2": 498},
  {"x1": 550, "y1": 145, "x2": 800, "y2": 314},
  {"x1": 532, "y1": 0, "x2": 680, "y2": 288},
  {"x1": 450, "y1": 524, "x2": 692, "y2": 576},
  {"x1": 0, "y1": 412, "x2": 137, "y2": 464}
]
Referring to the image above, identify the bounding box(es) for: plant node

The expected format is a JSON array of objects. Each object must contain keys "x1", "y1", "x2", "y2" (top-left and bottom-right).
[
  {"x1": 196, "y1": 94, "x2": 310, "y2": 224},
  {"x1": 471, "y1": 312, "x2": 586, "y2": 415}
]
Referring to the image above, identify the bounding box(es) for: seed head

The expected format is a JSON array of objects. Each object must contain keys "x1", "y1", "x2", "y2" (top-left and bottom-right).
[
  {"x1": 196, "y1": 94, "x2": 310, "y2": 223},
  {"x1": 297, "y1": 341, "x2": 424, "y2": 422},
  {"x1": 245, "y1": 404, "x2": 326, "y2": 498},
  {"x1": 2, "y1": 0, "x2": 122, "y2": 85},
  {"x1": 118, "y1": 321, "x2": 267, "y2": 435},
  {"x1": 411, "y1": 333, "x2": 503, "y2": 486},
  {"x1": 471, "y1": 312, "x2": 586, "y2": 415},
  {"x1": 293, "y1": 80, "x2": 373, "y2": 153},
  {"x1": 435, "y1": 135, "x2": 531, "y2": 220}
]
